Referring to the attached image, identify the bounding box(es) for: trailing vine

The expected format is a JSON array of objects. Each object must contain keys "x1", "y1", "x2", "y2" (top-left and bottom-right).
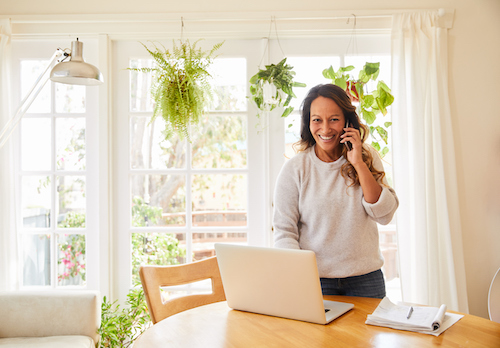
[{"x1": 323, "y1": 62, "x2": 394, "y2": 156}]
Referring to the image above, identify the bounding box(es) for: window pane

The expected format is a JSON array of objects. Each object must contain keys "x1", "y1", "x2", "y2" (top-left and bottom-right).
[
  {"x1": 131, "y1": 232, "x2": 186, "y2": 284},
  {"x1": 57, "y1": 234, "x2": 86, "y2": 286},
  {"x1": 56, "y1": 117, "x2": 86, "y2": 171},
  {"x1": 55, "y1": 84, "x2": 86, "y2": 113},
  {"x1": 191, "y1": 114, "x2": 247, "y2": 169},
  {"x1": 192, "y1": 174, "x2": 247, "y2": 227},
  {"x1": 129, "y1": 59, "x2": 154, "y2": 112},
  {"x1": 22, "y1": 176, "x2": 51, "y2": 228},
  {"x1": 130, "y1": 116, "x2": 186, "y2": 169},
  {"x1": 286, "y1": 56, "x2": 339, "y2": 110},
  {"x1": 131, "y1": 174, "x2": 186, "y2": 227},
  {"x1": 21, "y1": 234, "x2": 51, "y2": 286},
  {"x1": 21, "y1": 118, "x2": 51, "y2": 171},
  {"x1": 21, "y1": 60, "x2": 51, "y2": 114},
  {"x1": 192, "y1": 232, "x2": 247, "y2": 261},
  {"x1": 208, "y1": 58, "x2": 247, "y2": 111},
  {"x1": 56, "y1": 176, "x2": 86, "y2": 228}
]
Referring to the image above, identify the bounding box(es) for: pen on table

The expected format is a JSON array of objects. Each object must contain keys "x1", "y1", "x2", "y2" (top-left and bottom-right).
[{"x1": 406, "y1": 306, "x2": 414, "y2": 319}]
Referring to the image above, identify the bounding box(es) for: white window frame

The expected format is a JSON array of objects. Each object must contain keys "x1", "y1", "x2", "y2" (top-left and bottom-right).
[
  {"x1": 112, "y1": 39, "x2": 269, "y2": 300},
  {"x1": 11, "y1": 39, "x2": 101, "y2": 291}
]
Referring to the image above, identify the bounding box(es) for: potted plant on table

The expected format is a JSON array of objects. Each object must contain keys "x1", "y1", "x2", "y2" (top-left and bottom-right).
[
  {"x1": 129, "y1": 40, "x2": 223, "y2": 141},
  {"x1": 323, "y1": 62, "x2": 394, "y2": 157}
]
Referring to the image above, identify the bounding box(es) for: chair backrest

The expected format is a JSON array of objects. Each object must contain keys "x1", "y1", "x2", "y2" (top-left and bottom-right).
[
  {"x1": 139, "y1": 256, "x2": 226, "y2": 324},
  {"x1": 489, "y1": 267, "x2": 500, "y2": 323}
]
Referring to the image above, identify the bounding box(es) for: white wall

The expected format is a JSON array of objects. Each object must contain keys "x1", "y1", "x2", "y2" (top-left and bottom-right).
[{"x1": 2, "y1": 0, "x2": 500, "y2": 319}]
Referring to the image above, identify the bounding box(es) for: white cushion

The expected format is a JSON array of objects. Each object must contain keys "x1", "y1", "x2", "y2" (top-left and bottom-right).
[
  {"x1": 0, "y1": 335, "x2": 95, "y2": 348},
  {"x1": 0, "y1": 291, "x2": 100, "y2": 344}
]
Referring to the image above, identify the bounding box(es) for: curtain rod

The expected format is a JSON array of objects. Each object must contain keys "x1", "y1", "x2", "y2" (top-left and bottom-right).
[{"x1": 5, "y1": 8, "x2": 452, "y2": 24}]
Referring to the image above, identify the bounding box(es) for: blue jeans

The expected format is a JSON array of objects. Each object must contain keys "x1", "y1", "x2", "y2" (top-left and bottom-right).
[{"x1": 320, "y1": 269, "x2": 386, "y2": 299}]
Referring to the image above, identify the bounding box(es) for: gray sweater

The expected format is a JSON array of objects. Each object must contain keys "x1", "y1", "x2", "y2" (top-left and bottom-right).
[{"x1": 273, "y1": 145, "x2": 399, "y2": 278}]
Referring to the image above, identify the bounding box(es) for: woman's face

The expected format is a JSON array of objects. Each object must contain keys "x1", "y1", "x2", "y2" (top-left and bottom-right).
[{"x1": 309, "y1": 96, "x2": 346, "y2": 162}]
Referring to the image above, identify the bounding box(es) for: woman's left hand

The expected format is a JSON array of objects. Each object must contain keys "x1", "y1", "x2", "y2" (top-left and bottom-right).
[{"x1": 341, "y1": 125, "x2": 363, "y2": 166}]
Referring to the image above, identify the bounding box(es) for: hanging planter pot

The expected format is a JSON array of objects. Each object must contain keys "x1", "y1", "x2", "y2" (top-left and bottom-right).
[
  {"x1": 249, "y1": 58, "x2": 306, "y2": 121},
  {"x1": 129, "y1": 39, "x2": 223, "y2": 141}
]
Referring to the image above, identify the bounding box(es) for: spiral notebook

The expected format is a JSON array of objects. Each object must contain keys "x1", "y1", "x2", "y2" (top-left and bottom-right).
[{"x1": 365, "y1": 297, "x2": 463, "y2": 336}]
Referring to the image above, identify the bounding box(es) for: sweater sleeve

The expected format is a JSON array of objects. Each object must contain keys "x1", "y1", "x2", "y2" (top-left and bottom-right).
[
  {"x1": 272, "y1": 159, "x2": 301, "y2": 250},
  {"x1": 361, "y1": 147, "x2": 399, "y2": 225}
]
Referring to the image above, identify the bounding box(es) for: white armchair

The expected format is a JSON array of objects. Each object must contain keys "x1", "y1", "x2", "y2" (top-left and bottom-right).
[{"x1": 0, "y1": 291, "x2": 101, "y2": 348}]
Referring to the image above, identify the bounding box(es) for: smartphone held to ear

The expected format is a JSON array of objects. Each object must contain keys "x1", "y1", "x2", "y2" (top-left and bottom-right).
[{"x1": 344, "y1": 121, "x2": 353, "y2": 151}]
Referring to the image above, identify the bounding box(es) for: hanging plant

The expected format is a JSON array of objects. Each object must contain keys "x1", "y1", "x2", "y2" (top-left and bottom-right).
[
  {"x1": 323, "y1": 62, "x2": 394, "y2": 157},
  {"x1": 129, "y1": 39, "x2": 223, "y2": 141},
  {"x1": 249, "y1": 58, "x2": 306, "y2": 122}
]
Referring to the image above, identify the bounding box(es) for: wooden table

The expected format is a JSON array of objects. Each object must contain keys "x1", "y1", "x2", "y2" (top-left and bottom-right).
[{"x1": 134, "y1": 296, "x2": 500, "y2": 347}]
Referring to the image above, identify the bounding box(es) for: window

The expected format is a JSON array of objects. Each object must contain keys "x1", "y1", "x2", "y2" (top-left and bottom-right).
[
  {"x1": 12, "y1": 40, "x2": 100, "y2": 289},
  {"x1": 11, "y1": 34, "x2": 399, "y2": 302},
  {"x1": 113, "y1": 40, "x2": 267, "y2": 298}
]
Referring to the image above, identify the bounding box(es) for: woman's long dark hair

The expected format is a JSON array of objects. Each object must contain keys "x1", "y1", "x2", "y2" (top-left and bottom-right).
[{"x1": 294, "y1": 84, "x2": 385, "y2": 187}]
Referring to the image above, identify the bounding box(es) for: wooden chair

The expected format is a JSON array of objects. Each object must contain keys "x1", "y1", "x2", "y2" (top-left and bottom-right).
[{"x1": 139, "y1": 257, "x2": 226, "y2": 324}]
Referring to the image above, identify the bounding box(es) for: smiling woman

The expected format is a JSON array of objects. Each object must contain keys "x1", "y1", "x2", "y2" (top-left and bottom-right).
[{"x1": 273, "y1": 83, "x2": 399, "y2": 299}]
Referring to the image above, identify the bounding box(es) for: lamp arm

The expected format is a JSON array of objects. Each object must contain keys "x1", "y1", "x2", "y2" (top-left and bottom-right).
[{"x1": 0, "y1": 49, "x2": 64, "y2": 149}]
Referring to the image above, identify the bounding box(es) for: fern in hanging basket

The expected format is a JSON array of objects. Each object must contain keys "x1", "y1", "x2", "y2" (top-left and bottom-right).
[
  {"x1": 249, "y1": 58, "x2": 306, "y2": 120},
  {"x1": 323, "y1": 62, "x2": 394, "y2": 157},
  {"x1": 129, "y1": 39, "x2": 223, "y2": 141}
]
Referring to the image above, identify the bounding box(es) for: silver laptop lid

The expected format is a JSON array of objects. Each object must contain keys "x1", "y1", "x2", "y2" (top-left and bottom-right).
[{"x1": 214, "y1": 244, "x2": 329, "y2": 324}]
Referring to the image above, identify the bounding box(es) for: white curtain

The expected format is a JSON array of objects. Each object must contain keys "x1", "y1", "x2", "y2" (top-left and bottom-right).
[
  {"x1": 0, "y1": 19, "x2": 18, "y2": 291},
  {"x1": 391, "y1": 11, "x2": 468, "y2": 312}
]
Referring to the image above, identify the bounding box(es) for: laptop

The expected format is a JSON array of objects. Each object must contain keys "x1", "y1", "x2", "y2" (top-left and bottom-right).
[{"x1": 214, "y1": 244, "x2": 354, "y2": 325}]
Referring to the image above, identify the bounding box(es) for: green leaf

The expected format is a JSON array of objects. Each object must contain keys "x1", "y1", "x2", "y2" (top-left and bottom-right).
[
  {"x1": 369, "y1": 125, "x2": 375, "y2": 133},
  {"x1": 375, "y1": 126, "x2": 388, "y2": 144},
  {"x1": 371, "y1": 141, "x2": 381, "y2": 151},
  {"x1": 384, "y1": 122, "x2": 392, "y2": 128},
  {"x1": 380, "y1": 146, "x2": 389, "y2": 157},
  {"x1": 377, "y1": 80, "x2": 392, "y2": 93},
  {"x1": 364, "y1": 62, "x2": 380, "y2": 76},
  {"x1": 362, "y1": 95, "x2": 374, "y2": 109},
  {"x1": 362, "y1": 109, "x2": 377, "y2": 125},
  {"x1": 334, "y1": 77, "x2": 347, "y2": 90},
  {"x1": 249, "y1": 74, "x2": 259, "y2": 84},
  {"x1": 358, "y1": 69, "x2": 369, "y2": 84},
  {"x1": 282, "y1": 106, "x2": 294, "y2": 118},
  {"x1": 375, "y1": 87, "x2": 394, "y2": 115},
  {"x1": 339, "y1": 65, "x2": 355, "y2": 73},
  {"x1": 322, "y1": 66, "x2": 336, "y2": 79}
]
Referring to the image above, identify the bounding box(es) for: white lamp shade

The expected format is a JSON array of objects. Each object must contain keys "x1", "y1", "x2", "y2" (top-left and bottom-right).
[{"x1": 50, "y1": 40, "x2": 104, "y2": 86}]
